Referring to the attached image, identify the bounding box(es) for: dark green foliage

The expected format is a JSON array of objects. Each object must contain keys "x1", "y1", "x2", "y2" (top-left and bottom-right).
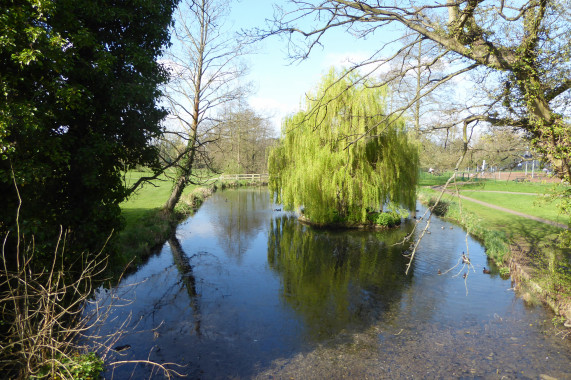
[
  {"x1": 0, "y1": 0, "x2": 178, "y2": 256},
  {"x1": 428, "y1": 198, "x2": 449, "y2": 216}
]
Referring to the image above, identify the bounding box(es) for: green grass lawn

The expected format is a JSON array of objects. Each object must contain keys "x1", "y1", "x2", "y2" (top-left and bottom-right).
[
  {"x1": 421, "y1": 187, "x2": 563, "y2": 240},
  {"x1": 456, "y1": 179, "x2": 557, "y2": 193},
  {"x1": 103, "y1": 170, "x2": 219, "y2": 279},
  {"x1": 437, "y1": 190, "x2": 563, "y2": 240},
  {"x1": 419, "y1": 175, "x2": 568, "y2": 223},
  {"x1": 418, "y1": 171, "x2": 459, "y2": 186},
  {"x1": 121, "y1": 169, "x2": 218, "y2": 224},
  {"x1": 458, "y1": 191, "x2": 565, "y2": 223},
  {"x1": 121, "y1": 170, "x2": 180, "y2": 225}
]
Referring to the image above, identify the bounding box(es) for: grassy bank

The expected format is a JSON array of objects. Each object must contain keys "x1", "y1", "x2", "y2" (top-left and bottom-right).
[
  {"x1": 418, "y1": 183, "x2": 571, "y2": 324},
  {"x1": 107, "y1": 171, "x2": 215, "y2": 276},
  {"x1": 418, "y1": 187, "x2": 512, "y2": 263},
  {"x1": 107, "y1": 172, "x2": 268, "y2": 278}
]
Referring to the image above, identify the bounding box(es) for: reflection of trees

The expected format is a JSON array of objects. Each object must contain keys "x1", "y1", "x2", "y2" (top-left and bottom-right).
[
  {"x1": 210, "y1": 189, "x2": 271, "y2": 261},
  {"x1": 168, "y1": 236, "x2": 201, "y2": 335},
  {"x1": 268, "y1": 216, "x2": 414, "y2": 339}
]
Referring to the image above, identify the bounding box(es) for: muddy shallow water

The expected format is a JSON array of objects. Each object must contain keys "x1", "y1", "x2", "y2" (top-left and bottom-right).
[{"x1": 87, "y1": 188, "x2": 570, "y2": 379}]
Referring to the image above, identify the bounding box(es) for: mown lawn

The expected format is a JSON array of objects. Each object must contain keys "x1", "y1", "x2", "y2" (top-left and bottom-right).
[
  {"x1": 456, "y1": 180, "x2": 557, "y2": 193},
  {"x1": 121, "y1": 169, "x2": 218, "y2": 224},
  {"x1": 458, "y1": 191, "x2": 565, "y2": 224},
  {"x1": 122, "y1": 170, "x2": 181, "y2": 225},
  {"x1": 419, "y1": 174, "x2": 567, "y2": 224},
  {"x1": 421, "y1": 187, "x2": 563, "y2": 243},
  {"x1": 438, "y1": 190, "x2": 563, "y2": 240}
]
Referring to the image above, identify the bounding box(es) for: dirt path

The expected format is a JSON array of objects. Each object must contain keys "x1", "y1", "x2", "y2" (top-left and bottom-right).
[{"x1": 435, "y1": 187, "x2": 569, "y2": 230}]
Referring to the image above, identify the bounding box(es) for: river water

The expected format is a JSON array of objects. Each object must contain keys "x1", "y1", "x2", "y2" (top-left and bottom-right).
[{"x1": 87, "y1": 188, "x2": 570, "y2": 379}]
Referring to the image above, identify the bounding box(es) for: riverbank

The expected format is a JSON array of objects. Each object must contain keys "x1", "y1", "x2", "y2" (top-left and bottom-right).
[
  {"x1": 107, "y1": 176, "x2": 268, "y2": 280},
  {"x1": 417, "y1": 187, "x2": 571, "y2": 328}
]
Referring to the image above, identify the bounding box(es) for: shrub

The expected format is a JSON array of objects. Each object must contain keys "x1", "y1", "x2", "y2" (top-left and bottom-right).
[
  {"x1": 374, "y1": 211, "x2": 401, "y2": 227},
  {"x1": 1, "y1": 230, "x2": 106, "y2": 379},
  {"x1": 428, "y1": 197, "x2": 449, "y2": 216}
]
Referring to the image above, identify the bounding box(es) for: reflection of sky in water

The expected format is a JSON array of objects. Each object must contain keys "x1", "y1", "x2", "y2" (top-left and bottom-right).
[{"x1": 85, "y1": 189, "x2": 571, "y2": 379}]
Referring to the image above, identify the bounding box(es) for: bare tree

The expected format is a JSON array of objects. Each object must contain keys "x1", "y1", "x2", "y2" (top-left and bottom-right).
[
  {"x1": 253, "y1": 0, "x2": 571, "y2": 183},
  {"x1": 470, "y1": 127, "x2": 530, "y2": 169},
  {"x1": 385, "y1": 34, "x2": 458, "y2": 138},
  {"x1": 163, "y1": 0, "x2": 250, "y2": 211}
]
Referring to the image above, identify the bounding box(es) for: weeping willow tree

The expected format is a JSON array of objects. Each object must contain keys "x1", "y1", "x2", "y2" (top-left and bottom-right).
[{"x1": 268, "y1": 69, "x2": 419, "y2": 226}]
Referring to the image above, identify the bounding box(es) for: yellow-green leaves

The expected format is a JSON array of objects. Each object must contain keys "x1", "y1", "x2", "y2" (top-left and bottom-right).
[{"x1": 268, "y1": 68, "x2": 419, "y2": 225}]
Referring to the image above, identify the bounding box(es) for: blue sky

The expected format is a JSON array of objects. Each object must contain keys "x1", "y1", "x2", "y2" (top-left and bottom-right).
[{"x1": 227, "y1": 1, "x2": 390, "y2": 134}]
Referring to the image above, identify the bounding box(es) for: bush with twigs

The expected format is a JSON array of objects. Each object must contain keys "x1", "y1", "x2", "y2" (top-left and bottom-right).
[
  {"x1": 0, "y1": 228, "x2": 107, "y2": 379},
  {"x1": 1, "y1": 228, "x2": 184, "y2": 379}
]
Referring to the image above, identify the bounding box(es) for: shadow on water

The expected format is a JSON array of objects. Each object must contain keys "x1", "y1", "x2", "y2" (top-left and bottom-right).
[{"x1": 86, "y1": 188, "x2": 571, "y2": 379}]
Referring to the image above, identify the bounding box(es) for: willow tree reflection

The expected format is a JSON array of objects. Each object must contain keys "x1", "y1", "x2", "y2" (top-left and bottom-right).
[
  {"x1": 268, "y1": 216, "x2": 414, "y2": 339},
  {"x1": 209, "y1": 189, "x2": 271, "y2": 261}
]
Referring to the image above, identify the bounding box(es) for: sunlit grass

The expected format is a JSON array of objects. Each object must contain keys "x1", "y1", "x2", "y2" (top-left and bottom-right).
[
  {"x1": 106, "y1": 170, "x2": 219, "y2": 278},
  {"x1": 457, "y1": 180, "x2": 558, "y2": 193},
  {"x1": 457, "y1": 191, "x2": 564, "y2": 223},
  {"x1": 418, "y1": 171, "x2": 457, "y2": 186},
  {"x1": 121, "y1": 169, "x2": 218, "y2": 224},
  {"x1": 121, "y1": 171, "x2": 176, "y2": 225},
  {"x1": 439, "y1": 191, "x2": 563, "y2": 240},
  {"x1": 419, "y1": 176, "x2": 567, "y2": 223}
]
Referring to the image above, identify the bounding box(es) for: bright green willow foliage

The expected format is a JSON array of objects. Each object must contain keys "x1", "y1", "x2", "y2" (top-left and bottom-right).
[{"x1": 268, "y1": 69, "x2": 419, "y2": 225}]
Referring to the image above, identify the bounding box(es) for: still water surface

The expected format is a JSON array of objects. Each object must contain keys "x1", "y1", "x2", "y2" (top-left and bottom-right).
[{"x1": 89, "y1": 188, "x2": 570, "y2": 378}]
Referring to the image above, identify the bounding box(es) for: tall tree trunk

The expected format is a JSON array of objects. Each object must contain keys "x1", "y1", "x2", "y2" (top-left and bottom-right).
[
  {"x1": 164, "y1": 2, "x2": 205, "y2": 212},
  {"x1": 516, "y1": 67, "x2": 571, "y2": 182},
  {"x1": 164, "y1": 108, "x2": 200, "y2": 212}
]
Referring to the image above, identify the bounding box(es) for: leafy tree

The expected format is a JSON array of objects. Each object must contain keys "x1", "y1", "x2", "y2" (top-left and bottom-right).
[
  {"x1": 0, "y1": 0, "x2": 178, "y2": 254},
  {"x1": 268, "y1": 69, "x2": 419, "y2": 225},
  {"x1": 470, "y1": 128, "x2": 529, "y2": 170}
]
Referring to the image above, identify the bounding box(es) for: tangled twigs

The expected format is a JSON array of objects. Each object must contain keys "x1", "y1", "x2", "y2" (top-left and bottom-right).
[
  {"x1": 1, "y1": 169, "x2": 185, "y2": 379},
  {"x1": 1, "y1": 227, "x2": 108, "y2": 379}
]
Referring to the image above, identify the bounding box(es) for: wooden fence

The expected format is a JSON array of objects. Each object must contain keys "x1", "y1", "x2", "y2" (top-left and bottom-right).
[{"x1": 218, "y1": 173, "x2": 269, "y2": 181}]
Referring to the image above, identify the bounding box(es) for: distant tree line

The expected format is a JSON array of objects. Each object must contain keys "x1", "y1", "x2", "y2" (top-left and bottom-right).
[{"x1": 206, "y1": 105, "x2": 276, "y2": 174}]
